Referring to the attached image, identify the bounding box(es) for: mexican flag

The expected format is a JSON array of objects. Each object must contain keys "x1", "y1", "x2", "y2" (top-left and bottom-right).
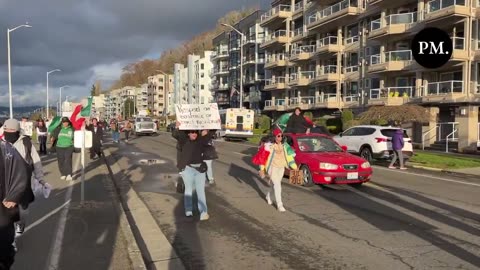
[
  {"x1": 48, "y1": 116, "x2": 62, "y2": 133},
  {"x1": 80, "y1": 97, "x2": 92, "y2": 117}
]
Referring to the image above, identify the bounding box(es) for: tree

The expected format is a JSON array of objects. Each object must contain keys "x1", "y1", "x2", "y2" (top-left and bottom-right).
[
  {"x1": 123, "y1": 99, "x2": 135, "y2": 119},
  {"x1": 359, "y1": 105, "x2": 430, "y2": 125},
  {"x1": 341, "y1": 109, "x2": 354, "y2": 130},
  {"x1": 90, "y1": 84, "x2": 96, "y2": 97}
]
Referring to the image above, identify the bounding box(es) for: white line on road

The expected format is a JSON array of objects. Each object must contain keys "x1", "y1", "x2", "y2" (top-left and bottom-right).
[
  {"x1": 24, "y1": 199, "x2": 70, "y2": 234},
  {"x1": 233, "y1": 152, "x2": 248, "y2": 157},
  {"x1": 373, "y1": 165, "x2": 480, "y2": 187}
]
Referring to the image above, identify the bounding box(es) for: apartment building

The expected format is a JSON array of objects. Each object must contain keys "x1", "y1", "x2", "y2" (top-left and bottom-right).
[
  {"x1": 148, "y1": 73, "x2": 174, "y2": 116},
  {"x1": 211, "y1": 10, "x2": 267, "y2": 110},
  {"x1": 261, "y1": 0, "x2": 480, "y2": 152},
  {"x1": 92, "y1": 94, "x2": 106, "y2": 120},
  {"x1": 105, "y1": 86, "x2": 148, "y2": 119},
  {"x1": 194, "y1": 51, "x2": 215, "y2": 104}
]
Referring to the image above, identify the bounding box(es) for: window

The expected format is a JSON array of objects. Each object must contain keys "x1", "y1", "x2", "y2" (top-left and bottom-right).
[
  {"x1": 296, "y1": 137, "x2": 343, "y2": 153},
  {"x1": 381, "y1": 128, "x2": 409, "y2": 138},
  {"x1": 357, "y1": 128, "x2": 376, "y2": 136},
  {"x1": 201, "y1": 64, "x2": 205, "y2": 70},
  {"x1": 201, "y1": 85, "x2": 205, "y2": 90},
  {"x1": 342, "y1": 128, "x2": 357, "y2": 136}
]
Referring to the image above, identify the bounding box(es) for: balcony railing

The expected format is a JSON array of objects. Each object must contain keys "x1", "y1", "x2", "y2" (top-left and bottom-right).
[
  {"x1": 318, "y1": 36, "x2": 338, "y2": 47},
  {"x1": 317, "y1": 93, "x2": 339, "y2": 103},
  {"x1": 385, "y1": 50, "x2": 412, "y2": 61},
  {"x1": 370, "y1": 87, "x2": 414, "y2": 99},
  {"x1": 293, "y1": 27, "x2": 305, "y2": 38},
  {"x1": 453, "y1": 37, "x2": 465, "y2": 50},
  {"x1": 301, "y1": 96, "x2": 315, "y2": 104},
  {"x1": 290, "y1": 97, "x2": 299, "y2": 105},
  {"x1": 276, "y1": 99, "x2": 286, "y2": 105},
  {"x1": 308, "y1": 0, "x2": 357, "y2": 25},
  {"x1": 370, "y1": 18, "x2": 381, "y2": 31},
  {"x1": 426, "y1": 80, "x2": 464, "y2": 95},
  {"x1": 291, "y1": 45, "x2": 316, "y2": 55},
  {"x1": 344, "y1": 95, "x2": 359, "y2": 102},
  {"x1": 370, "y1": 54, "x2": 381, "y2": 64},
  {"x1": 345, "y1": 65, "x2": 359, "y2": 73},
  {"x1": 321, "y1": 65, "x2": 338, "y2": 74},
  {"x1": 265, "y1": 100, "x2": 273, "y2": 107},
  {"x1": 265, "y1": 77, "x2": 287, "y2": 86},
  {"x1": 388, "y1": 12, "x2": 417, "y2": 24},
  {"x1": 345, "y1": 35, "x2": 359, "y2": 45},
  {"x1": 294, "y1": 1, "x2": 303, "y2": 12},
  {"x1": 300, "y1": 71, "x2": 316, "y2": 79},
  {"x1": 266, "y1": 53, "x2": 286, "y2": 63},
  {"x1": 265, "y1": 30, "x2": 290, "y2": 42},
  {"x1": 428, "y1": 0, "x2": 465, "y2": 13},
  {"x1": 261, "y1": 4, "x2": 292, "y2": 22}
]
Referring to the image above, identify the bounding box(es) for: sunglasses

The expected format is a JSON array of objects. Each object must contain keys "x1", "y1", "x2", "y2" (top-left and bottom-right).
[{"x1": 276, "y1": 135, "x2": 283, "y2": 138}]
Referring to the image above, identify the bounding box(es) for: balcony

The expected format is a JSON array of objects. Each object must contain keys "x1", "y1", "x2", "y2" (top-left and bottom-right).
[
  {"x1": 213, "y1": 67, "x2": 229, "y2": 76},
  {"x1": 451, "y1": 37, "x2": 469, "y2": 61},
  {"x1": 369, "y1": 12, "x2": 419, "y2": 40},
  {"x1": 344, "y1": 35, "x2": 360, "y2": 51},
  {"x1": 368, "y1": 50, "x2": 415, "y2": 73},
  {"x1": 344, "y1": 95, "x2": 360, "y2": 104},
  {"x1": 422, "y1": 80, "x2": 464, "y2": 101},
  {"x1": 213, "y1": 50, "x2": 229, "y2": 60},
  {"x1": 290, "y1": 45, "x2": 316, "y2": 61},
  {"x1": 264, "y1": 77, "x2": 288, "y2": 91},
  {"x1": 315, "y1": 36, "x2": 342, "y2": 56},
  {"x1": 261, "y1": 30, "x2": 291, "y2": 49},
  {"x1": 368, "y1": 87, "x2": 415, "y2": 106},
  {"x1": 294, "y1": 96, "x2": 316, "y2": 110},
  {"x1": 260, "y1": 5, "x2": 292, "y2": 28},
  {"x1": 292, "y1": 27, "x2": 307, "y2": 42},
  {"x1": 313, "y1": 65, "x2": 343, "y2": 83},
  {"x1": 425, "y1": 0, "x2": 469, "y2": 23},
  {"x1": 289, "y1": 71, "x2": 316, "y2": 86},
  {"x1": 307, "y1": 0, "x2": 360, "y2": 32},
  {"x1": 344, "y1": 65, "x2": 359, "y2": 80},
  {"x1": 264, "y1": 99, "x2": 287, "y2": 111},
  {"x1": 315, "y1": 93, "x2": 341, "y2": 108},
  {"x1": 212, "y1": 84, "x2": 229, "y2": 91},
  {"x1": 265, "y1": 53, "x2": 287, "y2": 69},
  {"x1": 293, "y1": 1, "x2": 304, "y2": 16}
]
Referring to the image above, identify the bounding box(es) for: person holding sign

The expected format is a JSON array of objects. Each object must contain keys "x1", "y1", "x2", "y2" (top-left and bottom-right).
[
  {"x1": 173, "y1": 121, "x2": 215, "y2": 221},
  {"x1": 56, "y1": 117, "x2": 75, "y2": 181}
]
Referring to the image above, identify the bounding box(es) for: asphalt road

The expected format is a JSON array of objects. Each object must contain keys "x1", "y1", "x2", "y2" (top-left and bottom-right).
[{"x1": 107, "y1": 133, "x2": 480, "y2": 270}]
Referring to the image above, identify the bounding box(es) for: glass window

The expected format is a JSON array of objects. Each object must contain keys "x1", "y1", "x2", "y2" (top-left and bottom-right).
[
  {"x1": 342, "y1": 128, "x2": 357, "y2": 136},
  {"x1": 297, "y1": 136, "x2": 343, "y2": 152},
  {"x1": 381, "y1": 128, "x2": 410, "y2": 138}
]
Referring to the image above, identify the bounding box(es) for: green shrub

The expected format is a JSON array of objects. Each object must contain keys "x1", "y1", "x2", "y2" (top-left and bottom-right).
[
  {"x1": 257, "y1": 115, "x2": 271, "y2": 130},
  {"x1": 327, "y1": 125, "x2": 340, "y2": 134},
  {"x1": 313, "y1": 118, "x2": 327, "y2": 126},
  {"x1": 326, "y1": 118, "x2": 342, "y2": 132},
  {"x1": 341, "y1": 109, "x2": 354, "y2": 130}
]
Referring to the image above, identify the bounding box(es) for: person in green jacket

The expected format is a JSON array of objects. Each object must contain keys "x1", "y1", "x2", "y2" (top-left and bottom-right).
[{"x1": 56, "y1": 117, "x2": 75, "y2": 181}]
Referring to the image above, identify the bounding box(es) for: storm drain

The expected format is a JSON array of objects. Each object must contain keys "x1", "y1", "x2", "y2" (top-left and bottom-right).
[{"x1": 138, "y1": 159, "x2": 166, "y2": 165}]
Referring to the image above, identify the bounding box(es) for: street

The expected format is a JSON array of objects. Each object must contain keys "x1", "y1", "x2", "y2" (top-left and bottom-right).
[{"x1": 106, "y1": 133, "x2": 480, "y2": 270}]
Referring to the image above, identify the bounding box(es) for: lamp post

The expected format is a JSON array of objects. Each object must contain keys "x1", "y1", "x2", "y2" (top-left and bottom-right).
[
  {"x1": 221, "y1": 23, "x2": 244, "y2": 108},
  {"x1": 7, "y1": 23, "x2": 32, "y2": 119},
  {"x1": 46, "y1": 69, "x2": 61, "y2": 119},
  {"x1": 59, "y1": 85, "x2": 70, "y2": 116}
]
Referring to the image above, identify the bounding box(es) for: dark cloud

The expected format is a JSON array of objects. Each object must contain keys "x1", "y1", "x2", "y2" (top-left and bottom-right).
[{"x1": 0, "y1": 0, "x2": 266, "y2": 106}]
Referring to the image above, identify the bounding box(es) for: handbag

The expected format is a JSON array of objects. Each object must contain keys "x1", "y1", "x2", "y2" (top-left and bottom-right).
[
  {"x1": 289, "y1": 169, "x2": 304, "y2": 185},
  {"x1": 188, "y1": 162, "x2": 208, "y2": 173},
  {"x1": 176, "y1": 178, "x2": 185, "y2": 193}
]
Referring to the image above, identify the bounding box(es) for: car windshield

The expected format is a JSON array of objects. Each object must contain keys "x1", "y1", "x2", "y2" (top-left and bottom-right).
[{"x1": 296, "y1": 136, "x2": 343, "y2": 153}]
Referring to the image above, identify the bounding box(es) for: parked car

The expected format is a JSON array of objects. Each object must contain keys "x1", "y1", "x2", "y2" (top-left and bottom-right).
[
  {"x1": 333, "y1": 125, "x2": 413, "y2": 163},
  {"x1": 281, "y1": 133, "x2": 372, "y2": 187}
]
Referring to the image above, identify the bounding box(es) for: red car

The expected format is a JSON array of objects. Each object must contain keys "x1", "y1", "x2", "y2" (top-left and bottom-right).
[{"x1": 283, "y1": 133, "x2": 373, "y2": 187}]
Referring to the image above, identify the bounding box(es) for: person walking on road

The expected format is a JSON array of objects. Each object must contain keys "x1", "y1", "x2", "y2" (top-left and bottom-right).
[
  {"x1": 0, "y1": 140, "x2": 32, "y2": 270},
  {"x1": 172, "y1": 129, "x2": 187, "y2": 173},
  {"x1": 87, "y1": 118, "x2": 103, "y2": 159},
  {"x1": 389, "y1": 128, "x2": 407, "y2": 170},
  {"x1": 110, "y1": 119, "x2": 120, "y2": 143},
  {"x1": 174, "y1": 121, "x2": 215, "y2": 221},
  {"x1": 285, "y1": 107, "x2": 313, "y2": 134},
  {"x1": 257, "y1": 128, "x2": 298, "y2": 212},
  {"x1": 203, "y1": 133, "x2": 218, "y2": 185},
  {"x1": 56, "y1": 117, "x2": 75, "y2": 181},
  {"x1": 36, "y1": 119, "x2": 48, "y2": 155},
  {"x1": 123, "y1": 120, "x2": 133, "y2": 142}
]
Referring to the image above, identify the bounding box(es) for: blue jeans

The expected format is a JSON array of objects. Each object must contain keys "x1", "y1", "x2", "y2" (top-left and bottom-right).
[
  {"x1": 112, "y1": 132, "x2": 120, "y2": 141},
  {"x1": 204, "y1": 159, "x2": 214, "y2": 181},
  {"x1": 182, "y1": 165, "x2": 208, "y2": 214}
]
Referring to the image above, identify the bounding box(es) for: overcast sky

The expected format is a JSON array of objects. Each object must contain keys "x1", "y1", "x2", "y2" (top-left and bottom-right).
[{"x1": 0, "y1": 0, "x2": 266, "y2": 107}]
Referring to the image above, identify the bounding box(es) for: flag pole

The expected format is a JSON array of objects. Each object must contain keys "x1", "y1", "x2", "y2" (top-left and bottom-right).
[{"x1": 81, "y1": 121, "x2": 85, "y2": 202}]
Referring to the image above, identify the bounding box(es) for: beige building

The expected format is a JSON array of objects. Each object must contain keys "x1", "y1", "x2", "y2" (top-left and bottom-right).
[
  {"x1": 148, "y1": 73, "x2": 174, "y2": 116},
  {"x1": 260, "y1": 0, "x2": 480, "y2": 152}
]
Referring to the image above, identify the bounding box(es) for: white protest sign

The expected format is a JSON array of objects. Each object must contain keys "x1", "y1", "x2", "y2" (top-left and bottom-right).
[
  {"x1": 175, "y1": 103, "x2": 221, "y2": 130},
  {"x1": 74, "y1": 130, "x2": 93, "y2": 148},
  {"x1": 20, "y1": 121, "x2": 34, "y2": 136}
]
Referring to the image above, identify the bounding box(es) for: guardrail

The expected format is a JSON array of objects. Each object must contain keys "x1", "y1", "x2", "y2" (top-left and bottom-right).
[
  {"x1": 426, "y1": 80, "x2": 464, "y2": 95},
  {"x1": 428, "y1": 0, "x2": 465, "y2": 13}
]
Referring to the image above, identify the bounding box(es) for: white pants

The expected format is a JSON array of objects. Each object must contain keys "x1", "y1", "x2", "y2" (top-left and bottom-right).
[{"x1": 267, "y1": 166, "x2": 285, "y2": 207}]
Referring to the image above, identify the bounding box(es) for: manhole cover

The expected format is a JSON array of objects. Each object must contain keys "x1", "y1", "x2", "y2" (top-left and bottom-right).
[{"x1": 138, "y1": 159, "x2": 166, "y2": 165}]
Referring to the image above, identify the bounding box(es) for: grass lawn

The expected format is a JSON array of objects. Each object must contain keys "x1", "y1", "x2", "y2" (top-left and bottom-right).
[
  {"x1": 247, "y1": 129, "x2": 269, "y2": 145},
  {"x1": 410, "y1": 152, "x2": 480, "y2": 169}
]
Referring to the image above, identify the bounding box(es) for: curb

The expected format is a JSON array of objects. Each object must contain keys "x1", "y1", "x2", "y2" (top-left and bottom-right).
[
  {"x1": 103, "y1": 148, "x2": 185, "y2": 270},
  {"x1": 408, "y1": 163, "x2": 480, "y2": 178}
]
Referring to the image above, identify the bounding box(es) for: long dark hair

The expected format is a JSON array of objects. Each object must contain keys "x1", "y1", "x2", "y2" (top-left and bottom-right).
[{"x1": 38, "y1": 119, "x2": 47, "y2": 132}]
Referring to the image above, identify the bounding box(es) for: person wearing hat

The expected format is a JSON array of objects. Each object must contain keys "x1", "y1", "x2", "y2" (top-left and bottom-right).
[
  {"x1": 56, "y1": 117, "x2": 75, "y2": 181},
  {"x1": 257, "y1": 128, "x2": 298, "y2": 212}
]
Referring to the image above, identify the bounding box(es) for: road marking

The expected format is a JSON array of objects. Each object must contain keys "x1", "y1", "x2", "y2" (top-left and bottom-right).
[
  {"x1": 24, "y1": 199, "x2": 70, "y2": 234},
  {"x1": 373, "y1": 165, "x2": 480, "y2": 187},
  {"x1": 233, "y1": 152, "x2": 248, "y2": 156}
]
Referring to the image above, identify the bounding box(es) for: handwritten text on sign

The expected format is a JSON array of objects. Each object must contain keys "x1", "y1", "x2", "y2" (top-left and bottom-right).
[{"x1": 175, "y1": 103, "x2": 221, "y2": 130}]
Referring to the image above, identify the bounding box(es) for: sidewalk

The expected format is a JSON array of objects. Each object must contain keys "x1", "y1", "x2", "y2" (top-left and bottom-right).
[{"x1": 11, "y1": 149, "x2": 143, "y2": 270}]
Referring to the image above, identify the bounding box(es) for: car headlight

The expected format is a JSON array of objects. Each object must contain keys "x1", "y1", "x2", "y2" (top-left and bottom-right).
[
  {"x1": 361, "y1": 162, "x2": 371, "y2": 169},
  {"x1": 319, "y1": 163, "x2": 338, "y2": 170}
]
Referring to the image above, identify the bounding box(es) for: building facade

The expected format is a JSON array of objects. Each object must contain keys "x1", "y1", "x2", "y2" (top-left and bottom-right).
[
  {"x1": 194, "y1": 51, "x2": 215, "y2": 104},
  {"x1": 260, "y1": 0, "x2": 480, "y2": 152},
  {"x1": 148, "y1": 73, "x2": 174, "y2": 116}
]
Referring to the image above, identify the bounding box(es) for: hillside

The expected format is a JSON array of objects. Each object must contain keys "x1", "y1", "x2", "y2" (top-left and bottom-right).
[{"x1": 110, "y1": 7, "x2": 257, "y2": 90}]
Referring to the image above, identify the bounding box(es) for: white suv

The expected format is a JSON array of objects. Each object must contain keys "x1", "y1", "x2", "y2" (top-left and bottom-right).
[{"x1": 333, "y1": 125, "x2": 413, "y2": 162}]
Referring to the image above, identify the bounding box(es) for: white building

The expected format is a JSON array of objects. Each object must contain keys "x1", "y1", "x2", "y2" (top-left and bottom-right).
[
  {"x1": 174, "y1": 63, "x2": 189, "y2": 106},
  {"x1": 148, "y1": 73, "x2": 174, "y2": 116},
  {"x1": 92, "y1": 94, "x2": 106, "y2": 120},
  {"x1": 194, "y1": 51, "x2": 215, "y2": 104}
]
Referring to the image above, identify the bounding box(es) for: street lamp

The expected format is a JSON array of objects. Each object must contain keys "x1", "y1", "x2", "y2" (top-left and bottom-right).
[
  {"x1": 7, "y1": 23, "x2": 32, "y2": 119},
  {"x1": 59, "y1": 85, "x2": 70, "y2": 115},
  {"x1": 46, "y1": 69, "x2": 61, "y2": 119},
  {"x1": 221, "y1": 23, "x2": 244, "y2": 108}
]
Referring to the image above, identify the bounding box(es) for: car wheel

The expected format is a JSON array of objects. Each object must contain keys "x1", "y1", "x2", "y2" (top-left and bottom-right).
[
  {"x1": 360, "y1": 147, "x2": 373, "y2": 162},
  {"x1": 301, "y1": 165, "x2": 314, "y2": 187},
  {"x1": 349, "y1": 183, "x2": 364, "y2": 188}
]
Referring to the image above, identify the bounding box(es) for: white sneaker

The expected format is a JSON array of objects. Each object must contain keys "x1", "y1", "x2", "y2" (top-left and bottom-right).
[
  {"x1": 278, "y1": 205, "x2": 286, "y2": 212},
  {"x1": 15, "y1": 223, "x2": 24, "y2": 238},
  {"x1": 66, "y1": 175, "x2": 73, "y2": 181},
  {"x1": 60, "y1": 176, "x2": 66, "y2": 180},
  {"x1": 266, "y1": 196, "x2": 272, "y2": 205},
  {"x1": 200, "y1": 212, "x2": 210, "y2": 221},
  {"x1": 185, "y1": 211, "x2": 193, "y2": 217}
]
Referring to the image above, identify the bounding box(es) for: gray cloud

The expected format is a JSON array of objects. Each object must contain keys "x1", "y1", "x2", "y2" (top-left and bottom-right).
[{"x1": 0, "y1": 0, "x2": 266, "y2": 106}]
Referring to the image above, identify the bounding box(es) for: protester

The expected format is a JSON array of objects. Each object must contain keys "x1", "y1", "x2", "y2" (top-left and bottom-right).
[
  {"x1": 124, "y1": 120, "x2": 133, "y2": 142},
  {"x1": 56, "y1": 117, "x2": 75, "y2": 181},
  {"x1": 49, "y1": 125, "x2": 62, "y2": 154},
  {"x1": 0, "y1": 140, "x2": 31, "y2": 269},
  {"x1": 285, "y1": 107, "x2": 313, "y2": 134},
  {"x1": 36, "y1": 119, "x2": 48, "y2": 155},
  {"x1": 389, "y1": 128, "x2": 407, "y2": 170},
  {"x1": 172, "y1": 129, "x2": 187, "y2": 173},
  {"x1": 203, "y1": 133, "x2": 218, "y2": 185},
  {"x1": 257, "y1": 128, "x2": 298, "y2": 212},
  {"x1": 87, "y1": 118, "x2": 103, "y2": 159},
  {"x1": 173, "y1": 121, "x2": 215, "y2": 220},
  {"x1": 110, "y1": 119, "x2": 120, "y2": 143}
]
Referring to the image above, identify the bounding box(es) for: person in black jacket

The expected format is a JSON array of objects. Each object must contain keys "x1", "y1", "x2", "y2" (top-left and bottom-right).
[
  {"x1": 87, "y1": 118, "x2": 103, "y2": 159},
  {"x1": 203, "y1": 134, "x2": 218, "y2": 185},
  {"x1": 49, "y1": 125, "x2": 62, "y2": 154},
  {"x1": 285, "y1": 107, "x2": 313, "y2": 134},
  {"x1": 1, "y1": 141, "x2": 31, "y2": 270},
  {"x1": 173, "y1": 121, "x2": 215, "y2": 221},
  {"x1": 172, "y1": 129, "x2": 187, "y2": 173}
]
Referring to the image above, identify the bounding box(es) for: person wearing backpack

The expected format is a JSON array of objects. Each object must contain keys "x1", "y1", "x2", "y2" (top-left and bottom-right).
[{"x1": 1, "y1": 119, "x2": 43, "y2": 251}]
